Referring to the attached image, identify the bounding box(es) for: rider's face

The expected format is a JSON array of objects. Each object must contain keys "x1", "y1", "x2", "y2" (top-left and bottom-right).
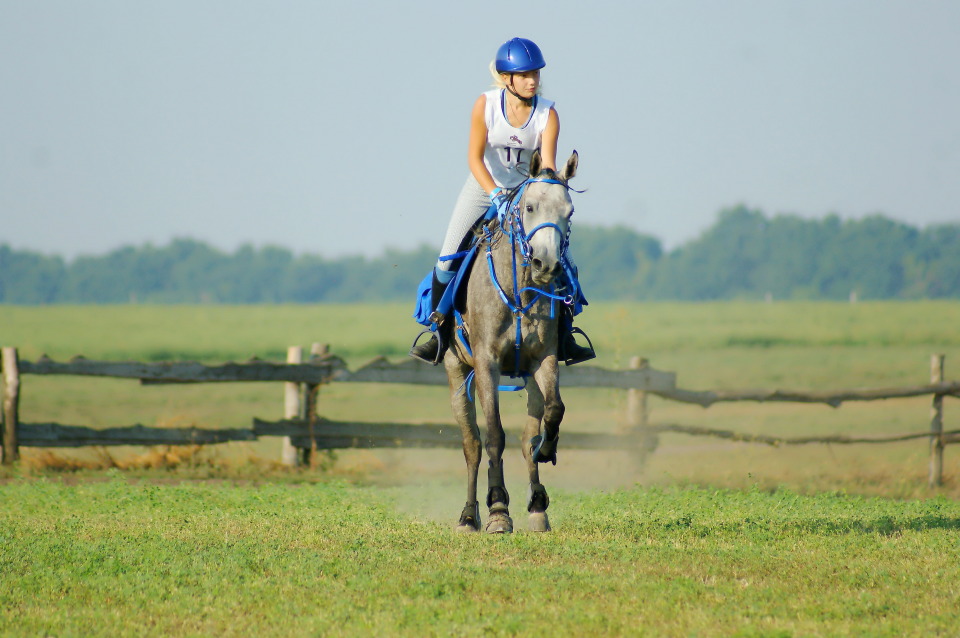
[{"x1": 503, "y1": 70, "x2": 540, "y2": 99}]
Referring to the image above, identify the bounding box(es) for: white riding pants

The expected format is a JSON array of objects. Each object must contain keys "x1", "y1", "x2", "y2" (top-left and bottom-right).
[{"x1": 436, "y1": 175, "x2": 490, "y2": 272}]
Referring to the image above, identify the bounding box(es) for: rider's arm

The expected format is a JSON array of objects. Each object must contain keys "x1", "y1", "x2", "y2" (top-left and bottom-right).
[
  {"x1": 538, "y1": 107, "x2": 560, "y2": 172},
  {"x1": 467, "y1": 94, "x2": 498, "y2": 196}
]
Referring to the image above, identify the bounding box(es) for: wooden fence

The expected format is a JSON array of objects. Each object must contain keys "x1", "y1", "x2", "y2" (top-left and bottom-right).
[
  {"x1": 2, "y1": 346, "x2": 958, "y2": 486},
  {"x1": 0, "y1": 345, "x2": 673, "y2": 467}
]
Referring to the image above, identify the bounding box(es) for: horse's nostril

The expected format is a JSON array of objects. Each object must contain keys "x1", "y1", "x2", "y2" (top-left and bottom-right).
[{"x1": 532, "y1": 258, "x2": 543, "y2": 271}]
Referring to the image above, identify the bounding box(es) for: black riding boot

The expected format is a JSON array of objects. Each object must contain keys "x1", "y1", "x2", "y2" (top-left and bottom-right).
[
  {"x1": 409, "y1": 272, "x2": 454, "y2": 365},
  {"x1": 558, "y1": 306, "x2": 596, "y2": 366}
]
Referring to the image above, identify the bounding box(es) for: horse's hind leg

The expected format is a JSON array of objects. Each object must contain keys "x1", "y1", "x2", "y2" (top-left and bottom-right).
[{"x1": 445, "y1": 357, "x2": 481, "y2": 532}]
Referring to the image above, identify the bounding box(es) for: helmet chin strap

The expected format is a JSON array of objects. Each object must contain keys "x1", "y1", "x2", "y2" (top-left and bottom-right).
[{"x1": 505, "y1": 75, "x2": 534, "y2": 106}]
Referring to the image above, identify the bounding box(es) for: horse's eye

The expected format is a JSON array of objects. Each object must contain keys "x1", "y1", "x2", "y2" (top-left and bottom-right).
[{"x1": 525, "y1": 205, "x2": 534, "y2": 213}]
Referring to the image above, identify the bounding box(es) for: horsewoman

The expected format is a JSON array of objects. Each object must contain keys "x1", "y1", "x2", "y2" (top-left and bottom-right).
[{"x1": 409, "y1": 37, "x2": 595, "y2": 366}]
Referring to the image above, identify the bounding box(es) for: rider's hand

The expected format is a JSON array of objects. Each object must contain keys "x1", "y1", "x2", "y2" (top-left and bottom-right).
[{"x1": 489, "y1": 188, "x2": 511, "y2": 217}]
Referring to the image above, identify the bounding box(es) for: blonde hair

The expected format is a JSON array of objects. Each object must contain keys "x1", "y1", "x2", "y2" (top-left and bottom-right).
[{"x1": 488, "y1": 61, "x2": 543, "y2": 95}]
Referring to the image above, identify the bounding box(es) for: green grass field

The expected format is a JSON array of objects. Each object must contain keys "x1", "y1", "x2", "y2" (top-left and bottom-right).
[
  {"x1": 2, "y1": 302, "x2": 959, "y2": 635},
  {"x1": 2, "y1": 478, "x2": 959, "y2": 637}
]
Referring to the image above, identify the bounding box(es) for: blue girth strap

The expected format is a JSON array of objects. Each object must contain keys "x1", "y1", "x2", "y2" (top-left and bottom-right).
[{"x1": 458, "y1": 369, "x2": 527, "y2": 403}]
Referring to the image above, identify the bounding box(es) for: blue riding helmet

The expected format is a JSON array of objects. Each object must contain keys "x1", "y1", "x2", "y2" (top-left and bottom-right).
[{"x1": 495, "y1": 38, "x2": 546, "y2": 73}]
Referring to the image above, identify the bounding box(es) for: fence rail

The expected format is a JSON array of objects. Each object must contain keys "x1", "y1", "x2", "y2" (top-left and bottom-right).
[
  {"x1": 16, "y1": 353, "x2": 678, "y2": 391},
  {"x1": 0, "y1": 347, "x2": 672, "y2": 465},
  {"x1": 1, "y1": 346, "x2": 955, "y2": 486},
  {"x1": 657, "y1": 383, "x2": 960, "y2": 408},
  {"x1": 652, "y1": 423, "x2": 960, "y2": 447}
]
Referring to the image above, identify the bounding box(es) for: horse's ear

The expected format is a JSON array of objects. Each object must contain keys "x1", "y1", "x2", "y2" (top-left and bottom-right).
[
  {"x1": 529, "y1": 149, "x2": 542, "y2": 177},
  {"x1": 561, "y1": 150, "x2": 578, "y2": 182}
]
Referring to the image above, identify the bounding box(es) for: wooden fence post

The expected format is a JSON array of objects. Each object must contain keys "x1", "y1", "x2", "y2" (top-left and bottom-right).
[
  {"x1": 301, "y1": 343, "x2": 329, "y2": 468},
  {"x1": 929, "y1": 353, "x2": 945, "y2": 488},
  {"x1": 624, "y1": 355, "x2": 656, "y2": 463},
  {"x1": 625, "y1": 356, "x2": 649, "y2": 432},
  {"x1": 281, "y1": 346, "x2": 303, "y2": 466},
  {"x1": 2, "y1": 347, "x2": 21, "y2": 464}
]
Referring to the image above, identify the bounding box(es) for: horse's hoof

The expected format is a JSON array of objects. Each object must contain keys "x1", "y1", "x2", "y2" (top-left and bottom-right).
[
  {"x1": 485, "y1": 504, "x2": 513, "y2": 534},
  {"x1": 529, "y1": 434, "x2": 558, "y2": 465},
  {"x1": 456, "y1": 501, "x2": 481, "y2": 532},
  {"x1": 528, "y1": 511, "x2": 551, "y2": 532},
  {"x1": 485, "y1": 514, "x2": 513, "y2": 534}
]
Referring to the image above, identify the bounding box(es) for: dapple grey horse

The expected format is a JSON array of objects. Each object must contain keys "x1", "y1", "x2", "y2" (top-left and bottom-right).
[{"x1": 445, "y1": 150, "x2": 579, "y2": 533}]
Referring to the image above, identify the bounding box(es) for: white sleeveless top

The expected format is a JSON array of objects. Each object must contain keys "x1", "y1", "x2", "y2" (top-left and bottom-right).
[{"x1": 482, "y1": 89, "x2": 555, "y2": 188}]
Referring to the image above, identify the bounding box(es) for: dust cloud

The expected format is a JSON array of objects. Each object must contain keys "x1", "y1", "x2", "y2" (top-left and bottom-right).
[{"x1": 333, "y1": 444, "x2": 649, "y2": 525}]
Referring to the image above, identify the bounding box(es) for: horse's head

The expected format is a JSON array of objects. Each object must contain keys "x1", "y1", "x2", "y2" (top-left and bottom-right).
[{"x1": 518, "y1": 150, "x2": 579, "y2": 286}]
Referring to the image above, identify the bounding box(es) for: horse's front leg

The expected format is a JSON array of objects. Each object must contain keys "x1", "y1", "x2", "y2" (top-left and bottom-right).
[
  {"x1": 474, "y1": 355, "x2": 513, "y2": 534},
  {"x1": 523, "y1": 356, "x2": 563, "y2": 532},
  {"x1": 445, "y1": 355, "x2": 482, "y2": 532},
  {"x1": 529, "y1": 352, "x2": 564, "y2": 463}
]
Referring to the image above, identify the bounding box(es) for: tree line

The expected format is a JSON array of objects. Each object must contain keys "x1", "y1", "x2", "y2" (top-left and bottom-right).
[{"x1": 2, "y1": 206, "x2": 958, "y2": 304}]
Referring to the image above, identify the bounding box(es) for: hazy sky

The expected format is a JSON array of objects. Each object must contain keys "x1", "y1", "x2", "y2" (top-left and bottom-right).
[{"x1": 2, "y1": 1, "x2": 958, "y2": 260}]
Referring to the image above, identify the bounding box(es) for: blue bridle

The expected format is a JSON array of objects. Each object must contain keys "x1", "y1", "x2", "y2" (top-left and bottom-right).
[
  {"x1": 458, "y1": 176, "x2": 579, "y2": 398},
  {"x1": 505, "y1": 178, "x2": 572, "y2": 264},
  {"x1": 486, "y1": 177, "x2": 575, "y2": 317}
]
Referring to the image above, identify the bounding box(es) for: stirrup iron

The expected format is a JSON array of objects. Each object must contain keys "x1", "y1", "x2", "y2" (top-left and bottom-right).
[{"x1": 562, "y1": 327, "x2": 596, "y2": 366}]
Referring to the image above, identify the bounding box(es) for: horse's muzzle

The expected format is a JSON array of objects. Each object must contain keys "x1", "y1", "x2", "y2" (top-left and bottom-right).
[{"x1": 531, "y1": 258, "x2": 562, "y2": 285}]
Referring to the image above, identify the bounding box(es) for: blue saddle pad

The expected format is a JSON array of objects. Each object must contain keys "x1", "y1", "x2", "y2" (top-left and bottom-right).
[{"x1": 413, "y1": 243, "x2": 480, "y2": 327}]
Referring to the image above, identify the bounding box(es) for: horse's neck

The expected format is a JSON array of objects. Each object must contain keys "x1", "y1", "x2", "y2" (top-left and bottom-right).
[
  {"x1": 465, "y1": 232, "x2": 528, "y2": 322},
  {"x1": 463, "y1": 230, "x2": 558, "y2": 356},
  {"x1": 489, "y1": 231, "x2": 551, "y2": 317},
  {"x1": 492, "y1": 231, "x2": 534, "y2": 288}
]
